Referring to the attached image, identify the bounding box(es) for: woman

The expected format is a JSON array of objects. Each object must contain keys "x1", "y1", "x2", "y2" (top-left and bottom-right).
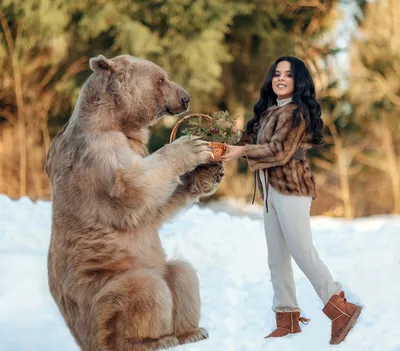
[{"x1": 222, "y1": 56, "x2": 362, "y2": 345}]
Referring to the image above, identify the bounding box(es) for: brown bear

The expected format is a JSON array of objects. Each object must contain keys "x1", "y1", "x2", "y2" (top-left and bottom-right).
[{"x1": 46, "y1": 54, "x2": 224, "y2": 351}]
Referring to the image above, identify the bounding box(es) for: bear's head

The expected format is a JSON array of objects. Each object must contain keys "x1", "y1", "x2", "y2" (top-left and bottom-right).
[{"x1": 88, "y1": 54, "x2": 191, "y2": 128}]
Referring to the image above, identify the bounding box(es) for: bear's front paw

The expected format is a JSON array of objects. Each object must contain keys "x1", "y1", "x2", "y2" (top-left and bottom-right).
[
  {"x1": 185, "y1": 162, "x2": 224, "y2": 197},
  {"x1": 170, "y1": 136, "x2": 214, "y2": 173}
]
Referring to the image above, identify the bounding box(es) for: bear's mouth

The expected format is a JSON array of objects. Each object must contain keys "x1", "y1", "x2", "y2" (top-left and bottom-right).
[
  {"x1": 164, "y1": 105, "x2": 187, "y2": 117},
  {"x1": 165, "y1": 106, "x2": 175, "y2": 115}
]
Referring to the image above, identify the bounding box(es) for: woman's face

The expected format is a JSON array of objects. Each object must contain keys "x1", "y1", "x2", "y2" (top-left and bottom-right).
[{"x1": 272, "y1": 60, "x2": 294, "y2": 99}]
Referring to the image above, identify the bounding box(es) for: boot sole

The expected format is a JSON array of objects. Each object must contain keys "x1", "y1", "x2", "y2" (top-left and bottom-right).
[
  {"x1": 331, "y1": 306, "x2": 362, "y2": 345},
  {"x1": 265, "y1": 330, "x2": 301, "y2": 338}
]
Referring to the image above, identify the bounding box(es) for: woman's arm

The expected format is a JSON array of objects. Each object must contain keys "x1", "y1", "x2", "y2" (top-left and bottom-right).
[
  {"x1": 220, "y1": 127, "x2": 254, "y2": 161},
  {"x1": 223, "y1": 114, "x2": 306, "y2": 170},
  {"x1": 244, "y1": 115, "x2": 306, "y2": 171}
]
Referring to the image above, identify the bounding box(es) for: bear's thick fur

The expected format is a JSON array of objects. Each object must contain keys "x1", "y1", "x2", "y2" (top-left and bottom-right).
[{"x1": 46, "y1": 55, "x2": 224, "y2": 351}]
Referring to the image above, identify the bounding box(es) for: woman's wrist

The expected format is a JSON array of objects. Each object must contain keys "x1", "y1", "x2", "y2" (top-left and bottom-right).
[{"x1": 239, "y1": 145, "x2": 246, "y2": 157}]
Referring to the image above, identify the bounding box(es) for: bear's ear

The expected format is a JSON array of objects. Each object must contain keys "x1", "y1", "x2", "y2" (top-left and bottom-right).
[{"x1": 89, "y1": 55, "x2": 114, "y2": 75}]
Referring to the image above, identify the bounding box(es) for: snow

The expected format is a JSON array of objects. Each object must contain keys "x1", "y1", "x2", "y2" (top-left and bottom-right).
[{"x1": 1, "y1": 194, "x2": 399, "y2": 351}]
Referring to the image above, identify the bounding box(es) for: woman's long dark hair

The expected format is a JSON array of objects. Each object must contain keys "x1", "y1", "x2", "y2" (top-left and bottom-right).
[{"x1": 246, "y1": 56, "x2": 323, "y2": 146}]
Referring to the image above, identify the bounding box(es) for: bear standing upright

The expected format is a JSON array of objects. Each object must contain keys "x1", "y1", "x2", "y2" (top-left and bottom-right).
[{"x1": 46, "y1": 54, "x2": 224, "y2": 351}]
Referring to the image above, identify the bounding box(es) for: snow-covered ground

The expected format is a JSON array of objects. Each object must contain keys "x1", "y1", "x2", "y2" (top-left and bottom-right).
[{"x1": 1, "y1": 194, "x2": 399, "y2": 351}]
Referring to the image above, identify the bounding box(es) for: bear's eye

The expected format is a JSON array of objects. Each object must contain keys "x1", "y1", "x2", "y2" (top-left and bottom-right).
[{"x1": 158, "y1": 78, "x2": 165, "y2": 84}]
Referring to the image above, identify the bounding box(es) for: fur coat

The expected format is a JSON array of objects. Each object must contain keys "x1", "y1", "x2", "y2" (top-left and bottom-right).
[{"x1": 243, "y1": 103, "x2": 317, "y2": 201}]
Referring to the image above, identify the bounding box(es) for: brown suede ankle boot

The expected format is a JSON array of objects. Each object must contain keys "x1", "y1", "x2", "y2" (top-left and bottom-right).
[
  {"x1": 265, "y1": 311, "x2": 310, "y2": 338},
  {"x1": 322, "y1": 291, "x2": 362, "y2": 345}
]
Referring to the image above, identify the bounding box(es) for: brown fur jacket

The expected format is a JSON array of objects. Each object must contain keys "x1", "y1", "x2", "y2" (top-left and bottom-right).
[{"x1": 243, "y1": 103, "x2": 317, "y2": 200}]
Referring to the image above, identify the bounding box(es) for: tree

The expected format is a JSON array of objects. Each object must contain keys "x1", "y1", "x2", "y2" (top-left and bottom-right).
[
  {"x1": 0, "y1": 0, "x2": 369, "y2": 210},
  {"x1": 349, "y1": 0, "x2": 400, "y2": 214},
  {"x1": 0, "y1": 1, "x2": 88, "y2": 198},
  {"x1": 0, "y1": 0, "x2": 250, "y2": 198}
]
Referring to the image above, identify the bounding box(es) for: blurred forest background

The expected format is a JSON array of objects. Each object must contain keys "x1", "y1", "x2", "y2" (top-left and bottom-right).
[{"x1": 1, "y1": 0, "x2": 399, "y2": 218}]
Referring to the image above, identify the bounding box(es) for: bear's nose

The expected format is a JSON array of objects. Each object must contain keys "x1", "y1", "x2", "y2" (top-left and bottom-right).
[
  {"x1": 181, "y1": 96, "x2": 191, "y2": 104},
  {"x1": 181, "y1": 96, "x2": 191, "y2": 108}
]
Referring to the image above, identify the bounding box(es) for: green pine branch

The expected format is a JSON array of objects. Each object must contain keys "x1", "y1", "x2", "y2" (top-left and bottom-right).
[{"x1": 181, "y1": 110, "x2": 241, "y2": 145}]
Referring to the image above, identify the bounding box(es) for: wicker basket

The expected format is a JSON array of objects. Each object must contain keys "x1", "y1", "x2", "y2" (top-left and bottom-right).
[{"x1": 169, "y1": 113, "x2": 227, "y2": 162}]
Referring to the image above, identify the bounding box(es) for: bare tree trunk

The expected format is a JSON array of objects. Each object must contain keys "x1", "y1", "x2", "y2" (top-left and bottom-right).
[
  {"x1": 41, "y1": 123, "x2": 51, "y2": 157},
  {"x1": 0, "y1": 129, "x2": 4, "y2": 195},
  {"x1": 329, "y1": 124, "x2": 354, "y2": 219},
  {"x1": 381, "y1": 115, "x2": 400, "y2": 213},
  {"x1": 13, "y1": 22, "x2": 27, "y2": 197},
  {"x1": 14, "y1": 60, "x2": 27, "y2": 197},
  {"x1": 4, "y1": 127, "x2": 17, "y2": 198},
  {"x1": 0, "y1": 13, "x2": 27, "y2": 197}
]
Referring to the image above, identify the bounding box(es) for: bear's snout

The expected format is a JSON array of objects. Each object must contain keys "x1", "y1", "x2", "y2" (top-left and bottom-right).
[
  {"x1": 181, "y1": 94, "x2": 191, "y2": 110},
  {"x1": 164, "y1": 83, "x2": 191, "y2": 116}
]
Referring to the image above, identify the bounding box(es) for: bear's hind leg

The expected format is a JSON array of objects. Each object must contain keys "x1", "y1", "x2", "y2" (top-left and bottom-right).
[
  {"x1": 126, "y1": 335, "x2": 179, "y2": 351},
  {"x1": 92, "y1": 272, "x2": 178, "y2": 351},
  {"x1": 165, "y1": 260, "x2": 209, "y2": 346}
]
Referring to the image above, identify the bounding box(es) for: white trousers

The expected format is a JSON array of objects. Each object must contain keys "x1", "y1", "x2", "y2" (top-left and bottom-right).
[{"x1": 260, "y1": 170, "x2": 341, "y2": 312}]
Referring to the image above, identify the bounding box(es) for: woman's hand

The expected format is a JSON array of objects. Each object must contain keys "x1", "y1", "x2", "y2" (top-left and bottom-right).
[{"x1": 222, "y1": 145, "x2": 246, "y2": 162}]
